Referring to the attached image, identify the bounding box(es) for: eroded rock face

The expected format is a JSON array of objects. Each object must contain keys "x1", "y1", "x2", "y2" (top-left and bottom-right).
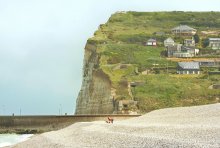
[{"x1": 75, "y1": 44, "x2": 114, "y2": 114}]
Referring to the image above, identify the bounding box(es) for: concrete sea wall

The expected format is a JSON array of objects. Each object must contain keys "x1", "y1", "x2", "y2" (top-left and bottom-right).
[{"x1": 0, "y1": 115, "x2": 140, "y2": 134}]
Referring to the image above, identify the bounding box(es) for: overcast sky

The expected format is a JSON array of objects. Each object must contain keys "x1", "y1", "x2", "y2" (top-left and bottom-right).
[{"x1": 0, "y1": 0, "x2": 220, "y2": 115}]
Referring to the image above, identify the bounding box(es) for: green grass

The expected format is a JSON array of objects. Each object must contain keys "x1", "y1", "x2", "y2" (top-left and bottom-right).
[
  {"x1": 130, "y1": 74, "x2": 220, "y2": 113},
  {"x1": 100, "y1": 43, "x2": 175, "y2": 69}
]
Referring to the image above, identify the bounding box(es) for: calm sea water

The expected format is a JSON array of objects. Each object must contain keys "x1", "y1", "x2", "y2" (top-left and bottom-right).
[{"x1": 0, "y1": 134, "x2": 33, "y2": 147}]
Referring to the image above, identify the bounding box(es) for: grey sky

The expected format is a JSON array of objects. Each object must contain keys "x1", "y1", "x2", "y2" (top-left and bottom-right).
[{"x1": 0, "y1": 0, "x2": 220, "y2": 115}]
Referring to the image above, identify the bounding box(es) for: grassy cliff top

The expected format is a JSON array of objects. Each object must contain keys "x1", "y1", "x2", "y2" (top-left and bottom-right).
[{"x1": 87, "y1": 11, "x2": 220, "y2": 113}]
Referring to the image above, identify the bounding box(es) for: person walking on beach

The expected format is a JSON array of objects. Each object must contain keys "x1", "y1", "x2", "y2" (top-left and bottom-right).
[{"x1": 106, "y1": 117, "x2": 114, "y2": 123}]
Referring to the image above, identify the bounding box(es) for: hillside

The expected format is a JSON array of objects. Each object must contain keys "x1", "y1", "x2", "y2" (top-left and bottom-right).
[{"x1": 75, "y1": 11, "x2": 220, "y2": 114}]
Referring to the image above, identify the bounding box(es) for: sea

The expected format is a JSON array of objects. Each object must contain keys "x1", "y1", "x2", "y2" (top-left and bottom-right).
[{"x1": 0, "y1": 134, "x2": 33, "y2": 147}]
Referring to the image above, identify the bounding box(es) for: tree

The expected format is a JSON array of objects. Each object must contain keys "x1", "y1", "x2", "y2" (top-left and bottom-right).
[
  {"x1": 193, "y1": 34, "x2": 200, "y2": 43},
  {"x1": 202, "y1": 38, "x2": 209, "y2": 48}
]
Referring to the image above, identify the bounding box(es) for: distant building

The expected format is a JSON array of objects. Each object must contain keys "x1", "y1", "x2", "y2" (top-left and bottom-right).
[
  {"x1": 184, "y1": 38, "x2": 195, "y2": 46},
  {"x1": 146, "y1": 38, "x2": 157, "y2": 46},
  {"x1": 171, "y1": 25, "x2": 197, "y2": 36},
  {"x1": 166, "y1": 45, "x2": 199, "y2": 58},
  {"x1": 198, "y1": 60, "x2": 216, "y2": 67},
  {"x1": 195, "y1": 59, "x2": 220, "y2": 67},
  {"x1": 177, "y1": 62, "x2": 200, "y2": 74},
  {"x1": 166, "y1": 44, "x2": 182, "y2": 57},
  {"x1": 164, "y1": 37, "x2": 175, "y2": 47},
  {"x1": 209, "y1": 38, "x2": 220, "y2": 50},
  {"x1": 182, "y1": 46, "x2": 199, "y2": 55}
]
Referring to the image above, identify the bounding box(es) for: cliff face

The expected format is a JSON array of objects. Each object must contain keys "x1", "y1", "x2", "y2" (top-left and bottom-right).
[{"x1": 75, "y1": 44, "x2": 114, "y2": 114}]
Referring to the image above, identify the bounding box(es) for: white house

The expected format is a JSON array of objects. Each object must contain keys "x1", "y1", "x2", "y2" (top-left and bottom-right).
[
  {"x1": 164, "y1": 37, "x2": 175, "y2": 47},
  {"x1": 146, "y1": 38, "x2": 157, "y2": 46},
  {"x1": 209, "y1": 38, "x2": 220, "y2": 50},
  {"x1": 166, "y1": 45, "x2": 199, "y2": 58}
]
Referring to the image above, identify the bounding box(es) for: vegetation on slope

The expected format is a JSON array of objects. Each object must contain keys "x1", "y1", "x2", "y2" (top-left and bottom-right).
[{"x1": 88, "y1": 11, "x2": 220, "y2": 113}]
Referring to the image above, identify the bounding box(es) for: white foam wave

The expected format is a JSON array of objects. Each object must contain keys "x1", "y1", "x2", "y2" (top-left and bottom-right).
[
  {"x1": 0, "y1": 142, "x2": 12, "y2": 147},
  {"x1": 0, "y1": 134, "x2": 33, "y2": 147}
]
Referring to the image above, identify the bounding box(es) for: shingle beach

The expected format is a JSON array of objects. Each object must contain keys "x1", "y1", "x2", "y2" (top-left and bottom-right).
[{"x1": 12, "y1": 103, "x2": 220, "y2": 148}]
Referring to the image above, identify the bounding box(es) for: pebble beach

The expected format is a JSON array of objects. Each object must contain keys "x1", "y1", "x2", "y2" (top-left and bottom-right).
[{"x1": 12, "y1": 103, "x2": 220, "y2": 148}]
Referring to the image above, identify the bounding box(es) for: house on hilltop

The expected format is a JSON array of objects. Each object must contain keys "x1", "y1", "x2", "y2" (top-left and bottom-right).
[
  {"x1": 209, "y1": 38, "x2": 220, "y2": 50},
  {"x1": 184, "y1": 38, "x2": 195, "y2": 47},
  {"x1": 167, "y1": 44, "x2": 182, "y2": 57},
  {"x1": 164, "y1": 37, "x2": 175, "y2": 47},
  {"x1": 146, "y1": 38, "x2": 157, "y2": 46},
  {"x1": 166, "y1": 44, "x2": 199, "y2": 58},
  {"x1": 177, "y1": 62, "x2": 200, "y2": 74},
  {"x1": 181, "y1": 46, "x2": 199, "y2": 56},
  {"x1": 171, "y1": 25, "x2": 197, "y2": 36},
  {"x1": 175, "y1": 46, "x2": 199, "y2": 58}
]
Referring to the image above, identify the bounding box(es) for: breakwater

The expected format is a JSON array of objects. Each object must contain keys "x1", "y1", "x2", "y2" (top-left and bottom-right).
[{"x1": 0, "y1": 114, "x2": 140, "y2": 134}]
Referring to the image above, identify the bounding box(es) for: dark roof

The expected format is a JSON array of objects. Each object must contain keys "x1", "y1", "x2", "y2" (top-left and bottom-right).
[
  {"x1": 178, "y1": 62, "x2": 200, "y2": 70},
  {"x1": 181, "y1": 46, "x2": 195, "y2": 50}
]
